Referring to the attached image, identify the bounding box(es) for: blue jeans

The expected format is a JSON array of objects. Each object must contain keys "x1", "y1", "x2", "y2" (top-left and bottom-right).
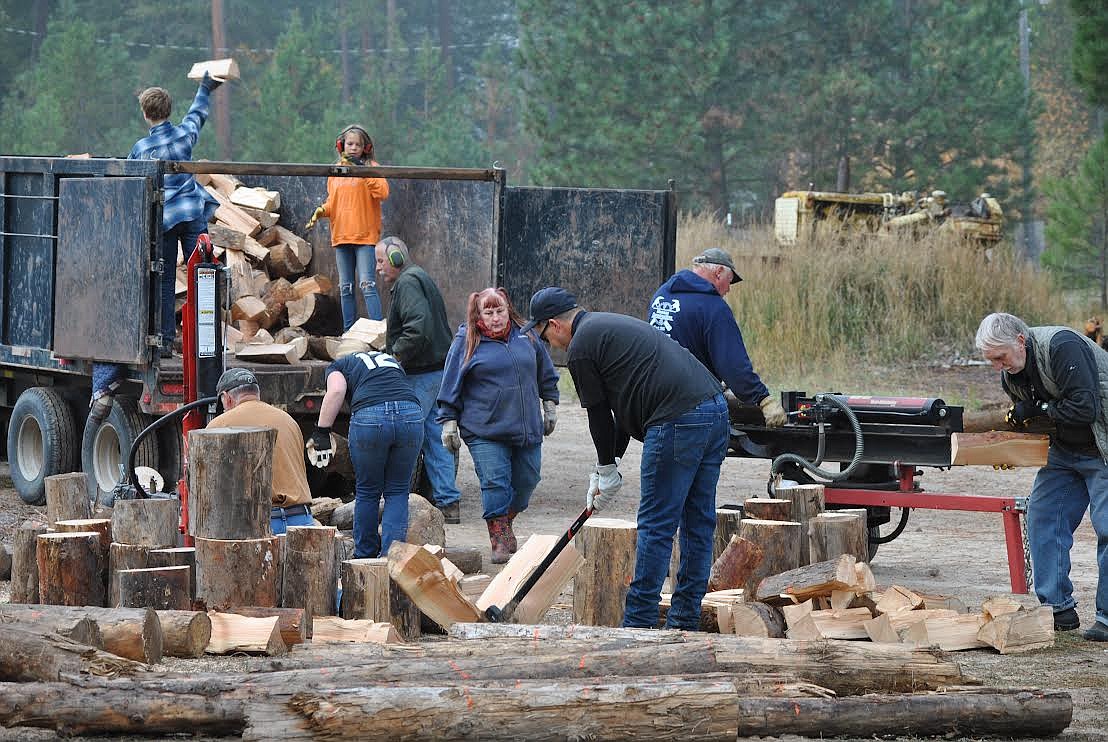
[
  {"x1": 467, "y1": 438, "x2": 541, "y2": 520},
  {"x1": 161, "y1": 219, "x2": 208, "y2": 344},
  {"x1": 270, "y1": 506, "x2": 314, "y2": 535},
  {"x1": 622, "y1": 393, "x2": 729, "y2": 630},
  {"x1": 349, "y1": 400, "x2": 424, "y2": 558},
  {"x1": 1027, "y1": 445, "x2": 1108, "y2": 627},
  {"x1": 408, "y1": 370, "x2": 461, "y2": 507},
  {"x1": 335, "y1": 243, "x2": 382, "y2": 329}
]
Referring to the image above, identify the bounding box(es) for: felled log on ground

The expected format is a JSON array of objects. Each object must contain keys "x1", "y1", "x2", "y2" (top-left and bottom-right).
[
  {"x1": 573, "y1": 517, "x2": 637, "y2": 627},
  {"x1": 386, "y1": 542, "x2": 483, "y2": 629},
  {"x1": 0, "y1": 604, "x2": 162, "y2": 663},
  {"x1": 0, "y1": 606, "x2": 102, "y2": 648},
  {"x1": 188, "y1": 426, "x2": 276, "y2": 540},
  {"x1": 10, "y1": 520, "x2": 47, "y2": 603},
  {"x1": 37, "y1": 532, "x2": 106, "y2": 607},
  {"x1": 446, "y1": 623, "x2": 968, "y2": 695},
  {"x1": 44, "y1": 472, "x2": 91, "y2": 525},
  {"x1": 735, "y1": 689, "x2": 1072, "y2": 739},
  {"x1": 111, "y1": 498, "x2": 179, "y2": 548},
  {"x1": 155, "y1": 609, "x2": 212, "y2": 658},
  {"x1": 0, "y1": 625, "x2": 143, "y2": 683}
]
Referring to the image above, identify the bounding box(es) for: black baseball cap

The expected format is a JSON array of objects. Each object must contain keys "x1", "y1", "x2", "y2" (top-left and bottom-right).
[
  {"x1": 692, "y1": 247, "x2": 742, "y2": 283},
  {"x1": 521, "y1": 287, "x2": 579, "y2": 334},
  {"x1": 216, "y1": 367, "x2": 259, "y2": 395}
]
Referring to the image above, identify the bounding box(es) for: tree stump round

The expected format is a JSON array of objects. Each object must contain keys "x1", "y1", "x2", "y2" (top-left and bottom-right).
[
  {"x1": 36, "y1": 532, "x2": 106, "y2": 607},
  {"x1": 187, "y1": 427, "x2": 276, "y2": 540}
]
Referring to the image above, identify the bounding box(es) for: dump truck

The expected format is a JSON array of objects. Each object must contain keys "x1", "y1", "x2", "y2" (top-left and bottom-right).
[
  {"x1": 774, "y1": 189, "x2": 1003, "y2": 245},
  {"x1": 0, "y1": 155, "x2": 676, "y2": 506}
]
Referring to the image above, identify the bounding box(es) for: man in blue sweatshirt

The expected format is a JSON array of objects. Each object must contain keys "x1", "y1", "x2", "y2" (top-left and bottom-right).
[{"x1": 649, "y1": 247, "x2": 787, "y2": 427}]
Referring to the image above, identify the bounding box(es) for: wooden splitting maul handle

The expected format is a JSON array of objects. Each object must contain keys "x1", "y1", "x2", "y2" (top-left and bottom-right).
[{"x1": 485, "y1": 506, "x2": 593, "y2": 623}]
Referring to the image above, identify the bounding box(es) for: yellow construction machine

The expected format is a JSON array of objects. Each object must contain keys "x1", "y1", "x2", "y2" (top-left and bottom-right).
[{"x1": 773, "y1": 189, "x2": 1003, "y2": 245}]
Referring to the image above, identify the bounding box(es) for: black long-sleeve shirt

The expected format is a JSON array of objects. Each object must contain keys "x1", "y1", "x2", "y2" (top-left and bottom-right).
[{"x1": 1003, "y1": 330, "x2": 1100, "y2": 455}]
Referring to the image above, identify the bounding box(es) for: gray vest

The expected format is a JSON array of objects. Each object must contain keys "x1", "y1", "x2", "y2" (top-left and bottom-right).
[{"x1": 1016, "y1": 326, "x2": 1108, "y2": 462}]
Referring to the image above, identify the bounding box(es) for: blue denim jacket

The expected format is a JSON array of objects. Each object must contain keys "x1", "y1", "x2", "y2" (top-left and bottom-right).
[{"x1": 437, "y1": 325, "x2": 559, "y2": 446}]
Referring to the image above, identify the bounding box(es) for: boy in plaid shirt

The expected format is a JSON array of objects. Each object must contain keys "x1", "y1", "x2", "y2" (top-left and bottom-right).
[{"x1": 129, "y1": 73, "x2": 222, "y2": 357}]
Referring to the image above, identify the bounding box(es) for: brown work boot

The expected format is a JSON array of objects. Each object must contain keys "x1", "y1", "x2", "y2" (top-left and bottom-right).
[
  {"x1": 486, "y1": 516, "x2": 511, "y2": 564},
  {"x1": 506, "y1": 509, "x2": 520, "y2": 553}
]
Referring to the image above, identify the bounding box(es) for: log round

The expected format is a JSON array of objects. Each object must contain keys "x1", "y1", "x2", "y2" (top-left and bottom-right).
[
  {"x1": 155, "y1": 610, "x2": 212, "y2": 658},
  {"x1": 36, "y1": 532, "x2": 106, "y2": 607},
  {"x1": 340, "y1": 558, "x2": 389, "y2": 622},
  {"x1": 707, "y1": 535, "x2": 764, "y2": 593},
  {"x1": 808, "y1": 512, "x2": 868, "y2": 564},
  {"x1": 108, "y1": 542, "x2": 152, "y2": 608},
  {"x1": 147, "y1": 546, "x2": 197, "y2": 599},
  {"x1": 187, "y1": 427, "x2": 276, "y2": 540},
  {"x1": 282, "y1": 526, "x2": 336, "y2": 617},
  {"x1": 729, "y1": 602, "x2": 787, "y2": 638},
  {"x1": 573, "y1": 518, "x2": 637, "y2": 627},
  {"x1": 713, "y1": 508, "x2": 744, "y2": 562},
  {"x1": 111, "y1": 498, "x2": 179, "y2": 548},
  {"x1": 117, "y1": 566, "x2": 192, "y2": 610},
  {"x1": 45, "y1": 473, "x2": 91, "y2": 525},
  {"x1": 737, "y1": 519, "x2": 802, "y2": 590},
  {"x1": 741, "y1": 498, "x2": 792, "y2": 522},
  {"x1": 227, "y1": 606, "x2": 310, "y2": 646},
  {"x1": 775, "y1": 484, "x2": 825, "y2": 564},
  {"x1": 195, "y1": 536, "x2": 280, "y2": 611},
  {"x1": 10, "y1": 521, "x2": 47, "y2": 604}
]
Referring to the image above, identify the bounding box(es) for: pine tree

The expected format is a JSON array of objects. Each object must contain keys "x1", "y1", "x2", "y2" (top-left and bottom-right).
[
  {"x1": 1042, "y1": 133, "x2": 1108, "y2": 306},
  {"x1": 1070, "y1": 0, "x2": 1108, "y2": 107}
]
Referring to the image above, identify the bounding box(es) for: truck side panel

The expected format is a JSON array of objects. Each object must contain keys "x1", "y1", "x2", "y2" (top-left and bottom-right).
[{"x1": 4, "y1": 171, "x2": 55, "y2": 349}]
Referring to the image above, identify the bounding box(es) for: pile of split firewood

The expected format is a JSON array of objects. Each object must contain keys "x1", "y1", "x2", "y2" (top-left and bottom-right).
[{"x1": 173, "y1": 173, "x2": 385, "y2": 363}]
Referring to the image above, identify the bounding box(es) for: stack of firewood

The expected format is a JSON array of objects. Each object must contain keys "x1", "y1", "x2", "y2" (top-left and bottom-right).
[{"x1": 171, "y1": 173, "x2": 387, "y2": 364}]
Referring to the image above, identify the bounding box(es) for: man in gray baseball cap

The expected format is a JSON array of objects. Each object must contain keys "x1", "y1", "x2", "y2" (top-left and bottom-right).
[{"x1": 208, "y1": 367, "x2": 314, "y2": 534}]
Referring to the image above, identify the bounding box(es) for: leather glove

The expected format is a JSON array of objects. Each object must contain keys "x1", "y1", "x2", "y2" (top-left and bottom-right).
[
  {"x1": 1006, "y1": 399, "x2": 1048, "y2": 428},
  {"x1": 585, "y1": 472, "x2": 602, "y2": 512},
  {"x1": 305, "y1": 205, "x2": 325, "y2": 230},
  {"x1": 759, "y1": 395, "x2": 788, "y2": 427},
  {"x1": 200, "y1": 71, "x2": 223, "y2": 92},
  {"x1": 441, "y1": 420, "x2": 461, "y2": 453},
  {"x1": 306, "y1": 427, "x2": 333, "y2": 468},
  {"x1": 542, "y1": 400, "x2": 558, "y2": 436}
]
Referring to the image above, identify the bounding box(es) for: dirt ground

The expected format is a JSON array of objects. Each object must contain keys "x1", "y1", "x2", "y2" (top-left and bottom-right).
[{"x1": 1, "y1": 362, "x2": 1107, "y2": 741}]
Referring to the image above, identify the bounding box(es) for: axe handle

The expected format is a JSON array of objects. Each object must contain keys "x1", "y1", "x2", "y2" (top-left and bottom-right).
[{"x1": 487, "y1": 506, "x2": 593, "y2": 622}]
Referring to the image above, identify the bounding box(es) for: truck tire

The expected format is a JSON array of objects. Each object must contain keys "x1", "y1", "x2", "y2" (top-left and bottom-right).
[
  {"x1": 82, "y1": 397, "x2": 158, "y2": 506},
  {"x1": 7, "y1": 387, "x2": 79, "y2": 505}
]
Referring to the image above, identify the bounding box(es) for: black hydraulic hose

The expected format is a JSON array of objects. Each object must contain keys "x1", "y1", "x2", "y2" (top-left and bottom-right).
[
  {"x1": 769, "y1": 393, "x2": 865, "y2": 491},
  {"x1": 128, "y1": 396, "x2": 218, "y2": 497},
  {"x1": 870, "y1": 506, "x2": 911, "y2": 544}
]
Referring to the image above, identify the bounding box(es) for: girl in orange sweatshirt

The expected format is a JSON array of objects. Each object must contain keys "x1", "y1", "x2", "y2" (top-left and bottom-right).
[{"x1": 306, "y1": 125, "x2": 389, "y2": 328}]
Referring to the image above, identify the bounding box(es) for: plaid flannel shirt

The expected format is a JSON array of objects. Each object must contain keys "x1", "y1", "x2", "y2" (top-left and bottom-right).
[{"x1": 129, "y1": 83, "x2": 218, "y2": 231}]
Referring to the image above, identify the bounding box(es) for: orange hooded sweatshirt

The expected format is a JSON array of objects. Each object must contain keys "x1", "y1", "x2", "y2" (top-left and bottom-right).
[{"x1": 320, "y1": 171, "x2": 389, "y2": 246}]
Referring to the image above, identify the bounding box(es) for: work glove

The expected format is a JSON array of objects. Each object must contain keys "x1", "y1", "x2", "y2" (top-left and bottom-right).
[
  {"x1": 306, "y1": 427, "x2": 334, "y2": 468},
  {"x1": 200, "y1": 71, "x2": 223, "y2": 92},
  {"x1": 441, "y1": 420, "x2": 462, "y2": 453},
  {"x1": 585, "y1": 472, "x2": 602, "y2": 512},
  {"x1": 542, "y1": 400, "x2": 558, "y2": 436},
  {"x1": 304, "y1": 205, "x2": 325, "y2": 230},
  {"x1": 1006, "y1": 399, "x2": 1048, "y2": 428},
  {"x1": 759, "y1": 395, "x2": 788, "y2": 428}
]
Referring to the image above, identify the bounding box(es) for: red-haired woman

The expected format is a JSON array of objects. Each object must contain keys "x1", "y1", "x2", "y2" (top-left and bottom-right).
[{"x1": 437, "y1": 288, "x2": 559, "y2": 563}]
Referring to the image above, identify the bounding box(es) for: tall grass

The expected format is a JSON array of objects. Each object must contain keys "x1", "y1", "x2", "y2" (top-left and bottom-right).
[{"x1": 676, "y1": 212, "x2": 1062, "y2": 380}]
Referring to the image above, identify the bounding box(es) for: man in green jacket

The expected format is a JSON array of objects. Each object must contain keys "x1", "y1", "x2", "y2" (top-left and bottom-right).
[{"x1": 375, "y1": 236, "x2": 461, "y2": 522}]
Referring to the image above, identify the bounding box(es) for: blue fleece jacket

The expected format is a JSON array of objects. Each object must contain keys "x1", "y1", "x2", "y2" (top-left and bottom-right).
[
  {"x1": 649, "y1": 269, "x2": 769, "y2": 405},
  {"x1": 437, "y1": 324, "x2": 560, "y2": 447}
]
